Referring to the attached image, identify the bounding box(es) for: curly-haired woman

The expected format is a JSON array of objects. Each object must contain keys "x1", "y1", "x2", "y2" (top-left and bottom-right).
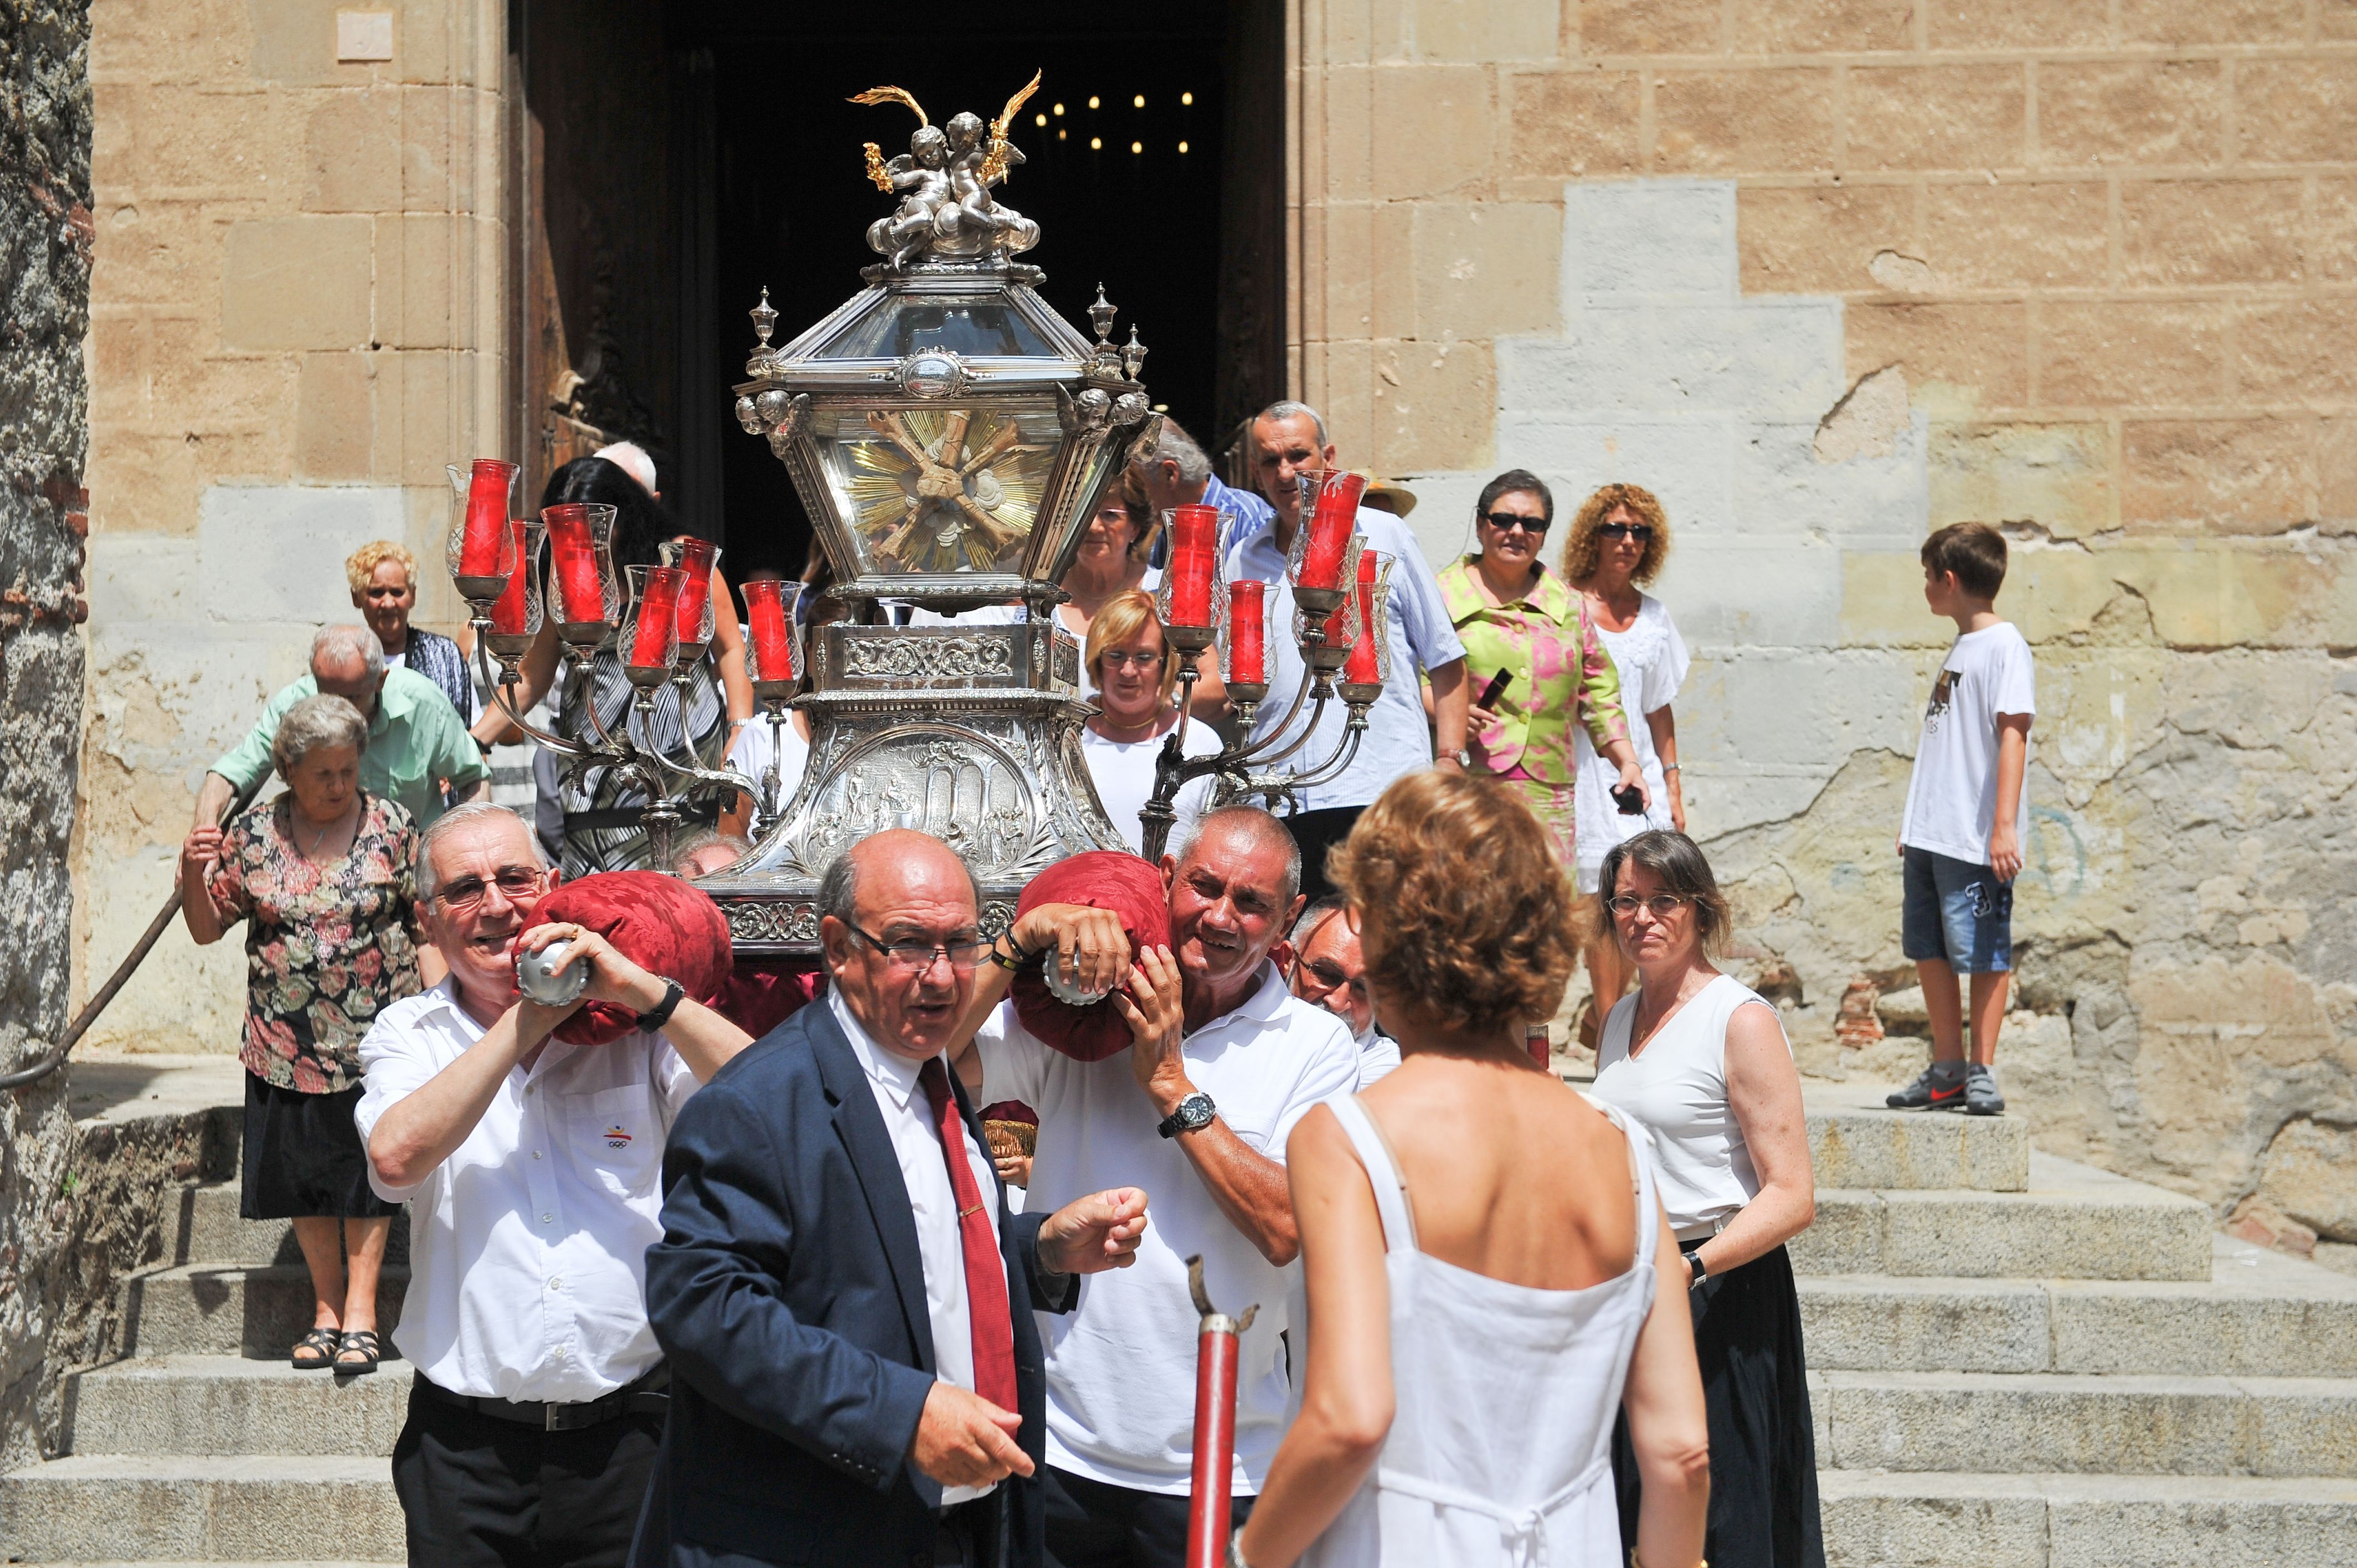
[
  {"x1": 347, "y1": 539, "x2": 475, "y2": 725},
  {"x1": 1237, "y1": 772, "x2": 1710, "y2": 1568},
  {"x1": 179, "y1": 694, "x2": 426, "y2": 1374},
  {"x1": 1561, "y1": 483, "x2": 1692, "y2": 1018},
  {"x1": 1437, "y1": 471, "x2": 1648, "y2": 880}
]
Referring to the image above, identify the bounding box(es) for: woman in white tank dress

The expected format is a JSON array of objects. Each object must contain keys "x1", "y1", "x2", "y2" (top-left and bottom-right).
[
  {"x1": 1235, "y1": 772, "x2": 1711, "y2": 1568},
  {"x1": 1588, "y1": 829, "x2": 1824, "y2": 1568}
]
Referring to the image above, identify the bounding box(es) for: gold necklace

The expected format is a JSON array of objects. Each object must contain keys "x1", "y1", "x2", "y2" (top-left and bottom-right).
[{"x1": 298, "y1": 800, "x2": 360, "y2": 858}]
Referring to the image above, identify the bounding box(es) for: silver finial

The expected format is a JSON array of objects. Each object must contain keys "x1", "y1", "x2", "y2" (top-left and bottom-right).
[
  {"x1": 1122, "y1": 323, "x2": 1147, "y2": 381},
  {"x1": 750, "y1": 287, "x2": 777, "y2": 349},
  {"x1": 1088, "y1": 283, "x2": 1116, "y2": 346}
]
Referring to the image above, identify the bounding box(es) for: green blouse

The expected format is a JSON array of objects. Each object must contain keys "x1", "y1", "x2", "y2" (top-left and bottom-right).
[{"x1": 1438, "y1": 556, "x2": 1628, "y2": 786}]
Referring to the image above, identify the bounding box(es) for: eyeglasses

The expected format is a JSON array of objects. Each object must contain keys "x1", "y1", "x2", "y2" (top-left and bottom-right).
[
  {"x1": 1295, "y1": 959, "x2": 1357, "y2": 997},
  {"x1": 848, "y1": 922, "x2": 990, "y2": 972},
  {"x1": 1099, "y1": 648, "x2": 1167, "y2": 670},
  {"x1": 1607, "y1": 893, "x2": 1689, "y2": 920},
  {"x1": 1598, "y1": 522, "x2": 1654, "y2": 543},
  {"x1": 1480, "y1": 511, "x2": 1550, "y2": 534},
  {"x1": 432, "y1": 866, "x2": 548, "y2": 912}
]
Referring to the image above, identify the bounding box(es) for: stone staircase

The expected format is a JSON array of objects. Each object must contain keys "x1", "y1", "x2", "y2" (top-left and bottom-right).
[
  {"x1": 0, "y1": 1178, "x2": 410, "y2": 1564},
  {"x1": 7, "y1": 1086, "x2": 2356, "y2": 1565},
  {"x1": 1797, "y1": 1084, "x2": 2357, "y2": 1566}
]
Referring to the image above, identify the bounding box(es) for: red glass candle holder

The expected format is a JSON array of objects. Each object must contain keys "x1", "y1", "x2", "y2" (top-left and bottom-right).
[
  {"x1": 742, "y1": 576, "x2": 805, "y2": 700},
  {"x1": 542, "y1": 502, "x2": 620, "y2": 648},
  {"x1": 446, "y1": 459, "x2": 520, "y2": 607},
  {"x1": 1289, "y1": 470, "x2": 1366, "y2": 609},
  {"x1": 1338, "y1": 551, "x2": 1394, "y2": 703},
  {"x1": 482, "y1": 519, "x2": 544, "y2": 667},
  {"x1": 1221, "y1": 579, "x2": 1268, "y2": 703},
  {"x1": 621, "y1": 565, "x2": 686, "y2": 687},
  {"x1": 1155, "y1": 505, "x2": 1225, "y2": 655},
  {"x1": 661, "y1": 536, "x2": 721, "y2": 664}
]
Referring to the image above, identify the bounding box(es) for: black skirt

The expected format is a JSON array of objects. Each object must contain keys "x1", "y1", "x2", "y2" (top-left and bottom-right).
[
  {"x1": 1613, "y1": 1241, "x2": 1826, "y2": 1568},
  {"x1": 240, "y1": 1071, "x2": 402, "y2": 1220}
]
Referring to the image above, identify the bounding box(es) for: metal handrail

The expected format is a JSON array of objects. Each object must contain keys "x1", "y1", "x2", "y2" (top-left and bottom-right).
[{"x1": 2, "y1": 773, "x2": 266, "y2": 1092}]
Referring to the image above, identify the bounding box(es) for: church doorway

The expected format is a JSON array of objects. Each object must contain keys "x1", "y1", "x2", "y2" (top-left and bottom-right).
[{"x1": 511, "y1": 1, "x2": 1283, "y2": 584}]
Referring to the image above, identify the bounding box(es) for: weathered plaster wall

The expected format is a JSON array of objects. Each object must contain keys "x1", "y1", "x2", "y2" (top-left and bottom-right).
[
  {"x1": 1, "y1": 0, "x2": 95, "y2": 1470},
  {"x1": 1293, "y1": 1, "x2": 2357, "y2": 1242},
  {"x1": 74, "y1": 0, "x2": 510, "y2": 1053}
]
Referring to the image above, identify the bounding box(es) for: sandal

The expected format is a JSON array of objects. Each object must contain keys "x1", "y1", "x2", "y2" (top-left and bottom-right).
[
  {"x1": 291, "y1": 1325, "x2": 340, "y2": 1370},
  {"x1": 334, "y1": 1328, "x2": 382, "y2": 1375}
]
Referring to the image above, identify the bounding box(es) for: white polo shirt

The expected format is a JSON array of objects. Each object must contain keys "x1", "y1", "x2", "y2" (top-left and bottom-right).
[
  {"x1": 829, "y1": 991, "x2": 1005, "y2": 1505},
  {"x1": 974, "y1": 963, "x2": 1359, "y2": 1494},
  {"x1": 353, "y1": 982, "x2": 698, "y2": 1403}
]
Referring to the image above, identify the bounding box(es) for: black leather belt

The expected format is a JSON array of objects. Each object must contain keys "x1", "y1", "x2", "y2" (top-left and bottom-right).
[{"x1": 417, "y1": 1365, "x2": 670, "y2": 1432}]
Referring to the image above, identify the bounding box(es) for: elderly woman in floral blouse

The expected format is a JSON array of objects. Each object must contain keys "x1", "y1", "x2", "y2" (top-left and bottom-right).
[
  {"x1": 1438, "y1": 470, "x2": 1648, "y2": 876},
  {"x1": 179, "y1": 693, "x2": 431, "y2": 1374}
]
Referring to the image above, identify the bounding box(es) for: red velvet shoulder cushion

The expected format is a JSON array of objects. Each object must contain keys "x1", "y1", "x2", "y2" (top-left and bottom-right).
[
  {"x1": 524, "y1": 871, "x2": 734, "y2": 1045},
  {"x1": 1010, "y1": 851, "x2": 1170, "y2": 1062}
]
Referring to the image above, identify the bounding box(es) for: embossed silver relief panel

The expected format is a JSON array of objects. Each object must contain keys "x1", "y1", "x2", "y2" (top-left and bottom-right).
[{"x1": 835, "y1": 630, "x2": 1017, "y2": 685}]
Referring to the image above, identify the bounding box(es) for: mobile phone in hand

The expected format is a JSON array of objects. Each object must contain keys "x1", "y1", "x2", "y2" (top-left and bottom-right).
[
  {"x1": 1610, "y1": 781, "x2": 1645, "y2": 815},
  {"x1": 1477, "y1": 668, "x2": 1514, "y2": 710}
]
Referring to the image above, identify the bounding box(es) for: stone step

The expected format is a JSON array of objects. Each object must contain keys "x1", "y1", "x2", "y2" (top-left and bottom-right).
[
  {"x1": 1814, "y1": 1370, "x2": 2357, "y2": 1476},
  {"x1": 0, "y1": 1454, "x2": 402, "y2": 1562},
  {"x1": 1802, "y1": 1235, "x2": 2357, "y2": 1375},
  {"x1": 65, "y1": 1356, "x2": 411, "y2": 1458},
  {"x1": 166, "y1": 1183, "x2": 409, "y2": 1268},
  {"x1": 1818, "y1": 1470, "x2": 2357, "y2": 1567},
  {"x1": 1806, "y1": 1083, "x2": 2030, "y2": 1192},
  {"x1": 120, "y1": 1266, "x2": 406, "y2": 1359},
  {"x1": 1793, "y1": 1152, "x2": 2214, "y2": 1281}
]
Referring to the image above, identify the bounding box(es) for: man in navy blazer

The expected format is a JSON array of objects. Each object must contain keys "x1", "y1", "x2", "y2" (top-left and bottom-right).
[{"x1": 641, "y1": 830, "x2": 1149, "y2": 1567}]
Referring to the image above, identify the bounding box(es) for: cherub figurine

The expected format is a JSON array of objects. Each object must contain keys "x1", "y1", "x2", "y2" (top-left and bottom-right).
[
  {"x1": 851, "y1": 74, "x2": 1041, "y2": 265},
  {"x1": 933, "y1": 107, "x2": 1039, "y2": 257},
  {"x1": 863, "y1": 124, "x2": 952, "y2": 271}
]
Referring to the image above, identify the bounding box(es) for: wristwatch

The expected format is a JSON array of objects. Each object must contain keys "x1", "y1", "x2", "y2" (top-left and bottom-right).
[
  {"x1": 1686, "y1": 1251, "x2": 1709, "y2": 1291},
  {"x1": 1157, "y1": 1092, "x2": 1217, "y2": 1139},
  {"x1": 634, "y1": 977, "x2": 687, "y2": 1032}
]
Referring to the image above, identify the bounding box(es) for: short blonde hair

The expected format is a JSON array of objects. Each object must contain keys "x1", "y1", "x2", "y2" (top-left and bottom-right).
[
  {"x1": 1084, "y1": 587, "x2": 1179, "y2": 705},
  {"x1": 346, "y1": 540, "x2": 417, "y2": 596},
  {"x1": 1560, "y1": 483, "x2": 1670, "y2": 585},
  {"x1": 1326, "y1": 772, "x2": 1582, "y2": 1035}
]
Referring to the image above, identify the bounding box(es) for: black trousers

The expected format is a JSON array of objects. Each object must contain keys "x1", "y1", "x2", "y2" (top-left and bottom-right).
[
  {"x1": 392, "y1": 1376, "x2": 663, "y2": 1568},
  {"x1": 1042, "y1": 1465, "x2": 1258, "y2": 1568},
  {"x1": 1281, "y1": 805, "x2": 1364, "y2": 905},
  {"x1": 1611, "y1": 1244, "x2": 1825, "y2": 1568}
]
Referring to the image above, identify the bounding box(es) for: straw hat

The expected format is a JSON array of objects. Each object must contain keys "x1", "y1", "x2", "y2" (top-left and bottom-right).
[{"x1": 1360, "y1": 477, "x2": 1419, "y2": 517}]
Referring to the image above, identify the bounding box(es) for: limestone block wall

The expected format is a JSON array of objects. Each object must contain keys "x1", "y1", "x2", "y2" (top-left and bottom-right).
[
  {"x1": 74, "y1": 0, "x2": 509, "y2": 1054},
  {"x1": 1293, "y1": 1, "x2": 2357, "y2": 1237},
  {"x1": 2, "y1": 0, "x2": 96, "y2": 1469}
]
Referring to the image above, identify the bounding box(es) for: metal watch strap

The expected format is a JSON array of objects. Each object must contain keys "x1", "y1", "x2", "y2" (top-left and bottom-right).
[
  {"x1": 1157, "y1": 1092, "x2": 1215, "y2": 1139},
  {"x1": 634, "y1": 977, "x2": 686, "y2": 1032}
]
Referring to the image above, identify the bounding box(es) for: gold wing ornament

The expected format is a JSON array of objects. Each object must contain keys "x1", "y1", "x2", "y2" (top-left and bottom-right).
[
  {"x1": 848, "y1": 84, "x2": 928, "y2": 124},
  {"x1": 861, "y1": 142, "x2": 892, "y2": 192},
  {"x1": 981, "y1": 70, "x2": 1042, "y2": 186}
]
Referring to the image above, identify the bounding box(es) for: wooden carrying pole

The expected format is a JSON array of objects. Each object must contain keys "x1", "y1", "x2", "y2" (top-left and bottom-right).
[{"x1": 1183, "y1": 1254, "x2": 1258, "y2": 1568}]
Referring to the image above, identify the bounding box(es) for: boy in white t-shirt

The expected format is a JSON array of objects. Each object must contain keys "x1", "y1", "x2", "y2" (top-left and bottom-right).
[{"x1": 1888, "y1": 523, "x2": 2035, "y2": 1117}]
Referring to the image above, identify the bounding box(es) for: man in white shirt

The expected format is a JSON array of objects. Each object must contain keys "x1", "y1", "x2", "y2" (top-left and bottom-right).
[
  {"x1": 639, "y1": 829, "x2": 1150, "y2": 1568},
  {"x1": 1285, "y1": 896, "x2": 1398, "y2": 1084},
  {"x1": 356, "y1": 803, "x2": 754, "y2": 1568},
  {"x1": 1226, "y1": 401, "x2": 1470, "y2": 901},
  {"x1": 953, "y1": 805, "x2": 1361, "y2": 1567}
]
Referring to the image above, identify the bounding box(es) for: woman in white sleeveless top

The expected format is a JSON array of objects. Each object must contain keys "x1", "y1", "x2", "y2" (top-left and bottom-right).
[
  {"x1": 1236, "y1": 773, "x2": 1710, "y2": 1568},
  {"x1": 1588, "y1": 830, "x2": 1823, "y2": 1568}
]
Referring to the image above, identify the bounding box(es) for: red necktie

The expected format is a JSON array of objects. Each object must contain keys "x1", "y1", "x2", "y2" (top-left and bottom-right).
[{"x1": 918, "y1": 1057, "x2": 1020, "y2": 1414}]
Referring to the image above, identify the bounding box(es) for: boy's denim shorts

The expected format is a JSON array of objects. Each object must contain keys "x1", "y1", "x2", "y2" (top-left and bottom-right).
[{"x1": 1902, "y1": 846, "x2": 2013, "y2": 973}]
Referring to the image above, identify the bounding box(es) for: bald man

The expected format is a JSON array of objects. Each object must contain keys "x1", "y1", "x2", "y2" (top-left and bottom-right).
[{"x1": 640, "y1": 830, "x2": 1150, "y2": 1568}]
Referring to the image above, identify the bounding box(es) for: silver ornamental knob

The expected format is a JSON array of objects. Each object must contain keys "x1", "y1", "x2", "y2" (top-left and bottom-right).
[
  {"x1": 1088, "y1": 283, "x2": 1116, "y2": 345},
  {"x1": 1042, "y1": 957, "x2": 1114, "y2": 1008},
  {"x1": 516, "y1": 938, "x2": 589, "y2": 1007}
]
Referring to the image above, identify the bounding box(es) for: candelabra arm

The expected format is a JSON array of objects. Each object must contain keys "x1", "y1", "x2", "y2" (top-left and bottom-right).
[
  {"x1": 626, "y1": 695, "x2": 755, "y2": 800},
  {"x1": 1282, "y1": 708, "x2": 1369, "y2": 793},
  {"x1": 1248, "y1": 682, "x2": 1335, "y2": 771},
  {"x1": 1140, "y1": 663, "x2": 1226, "y2": 863},
  {"x1": 472, "y1": 625, "x2": 595, "y2": 759},
  {"x1": 1224, "y1": 651, "x2": 1320, "y2": 767}
]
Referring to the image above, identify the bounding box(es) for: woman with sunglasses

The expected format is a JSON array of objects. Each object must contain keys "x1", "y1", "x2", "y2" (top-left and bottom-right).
[
  {"x1": 1563, "y1": 483, "x2": 1692, "y2": 1030},
  {"x1": 1588, "y1": 830, "x2": 1823, "y2": 1568},
  {"x1": 1077, "y1": 588, "x2": 1221, "y2": 855},
  {"x1": 1437, "y1": 471, "x2": 1648, "y2": 881}
]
